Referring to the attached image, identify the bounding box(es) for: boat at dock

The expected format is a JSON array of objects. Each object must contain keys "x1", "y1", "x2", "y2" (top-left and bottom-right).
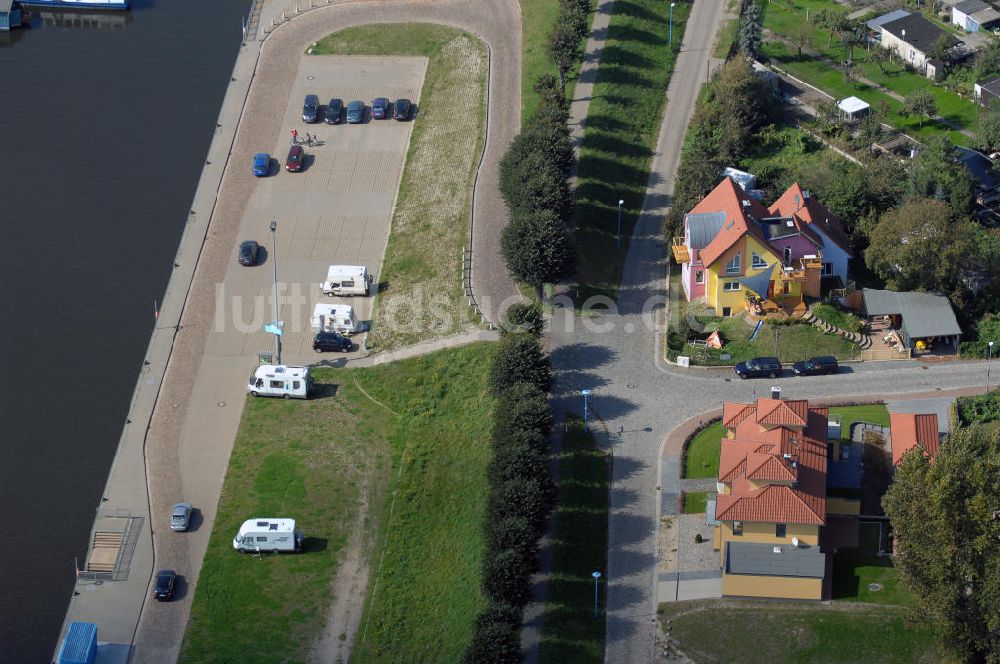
[{"x1": 18, "y1": 0, "x2": 129, "y2": 10}]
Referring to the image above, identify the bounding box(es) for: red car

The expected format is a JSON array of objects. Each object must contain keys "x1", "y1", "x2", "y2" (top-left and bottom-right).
[{"x1": 285, "y1": 145, "x2": 304, "y2": 172}]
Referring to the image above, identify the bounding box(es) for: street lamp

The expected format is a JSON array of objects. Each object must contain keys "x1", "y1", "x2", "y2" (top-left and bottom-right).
[
  {"x1": 582, "y1": 389, "x2": 592, "y2": 423},
  {"x1": 988, "y1": 341, "x2": 995, "y2": 393},
  {"x1": 669, "y1": 2, "x2": 676, "y2": 46},
  {"x1": 270, "y1": 219, "x2": 281, "y2": 365},
  {"x1": 592, "y1": 571, "x2": 602, "y2": 617},
  {"x1": 616, "y1": 199, "x2": 624, "y2": 249}
]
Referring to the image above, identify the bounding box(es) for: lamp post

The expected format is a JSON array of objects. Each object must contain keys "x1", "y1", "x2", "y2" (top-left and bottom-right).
[
  {"x1": 616, "y1": 199, "x2": 624, "y2": 248},
  {"x1": 270, "y1": 219, "x2": 281, "y2": 365},
  {"x1": 582, "y1": 389, "x2": 592, "y2": 423},
  {"x1": 988, "y1": 341, "x2": 995, "y2": 393},
  {"x1": 669, "y1": 2, "x2": 676, "y2": 46},
  {"x1": 592, "y1": 571, "x2": 602, "y2": 617}
]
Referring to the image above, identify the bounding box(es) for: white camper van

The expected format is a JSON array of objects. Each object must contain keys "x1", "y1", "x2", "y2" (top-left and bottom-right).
[
  {"x1": 232, "y1": 518, "x2": 303, "y2": 554},
  {"x1": 247, "y1": 365, "x2": 312, "y2": 399},
  {"x1": 311, "y1": 303, "x2": 358, "y2": 335},
  {"x1": 322, "y1": 265, "x2": 370, "y2": 297}
]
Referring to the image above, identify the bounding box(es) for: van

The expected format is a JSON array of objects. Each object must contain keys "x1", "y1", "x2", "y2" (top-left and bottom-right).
[
  {"x1": 247, "y1": 365, "x2": 311, "y2": 399},
  {"x1": 793, "y1": 356, "x2": 839, "y2": 376},
  {"x1": 733, "y1": 357, "x2": 782, "y2": 379},
  {"x1": 312, "y1": 303, "x2": 358, "y2": 335},
  {"x1": 232, "y1": 518, "x2": 303, "y2": 554},
  {"x1": 321, "y1": 265, "x2": 370, "y2": 297}
]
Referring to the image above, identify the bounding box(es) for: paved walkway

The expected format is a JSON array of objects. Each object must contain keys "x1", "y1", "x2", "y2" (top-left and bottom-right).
[
  {"x1": 568, "y1": 0, "x2": 615, "y2": 174},
  {"x1": 55, "y1": 1, "x2": 521, "y2": 661}
]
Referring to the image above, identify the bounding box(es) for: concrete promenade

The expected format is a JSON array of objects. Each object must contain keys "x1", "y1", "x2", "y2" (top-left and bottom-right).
[{"x1": 54, "y1": 1, "x2": 521, "y2": 661}]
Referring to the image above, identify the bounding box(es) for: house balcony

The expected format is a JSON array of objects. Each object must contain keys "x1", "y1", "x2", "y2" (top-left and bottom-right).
[{"x1": 672, "y1": 237, "x2": 690, "y2": 263}]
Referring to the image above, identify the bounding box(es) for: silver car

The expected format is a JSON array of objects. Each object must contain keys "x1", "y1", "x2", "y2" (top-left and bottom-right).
[{"x1": 171, "y1": 502, "x2": 192, "y2": 531}]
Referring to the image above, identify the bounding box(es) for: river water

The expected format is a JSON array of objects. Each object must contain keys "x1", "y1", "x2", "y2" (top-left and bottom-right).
[{"x1": 0, "y1": 0, "x2": 247, "y2": 659}]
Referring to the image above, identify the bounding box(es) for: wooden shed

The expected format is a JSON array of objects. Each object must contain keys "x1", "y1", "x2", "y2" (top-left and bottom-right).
[{"x1": 0, "y1": 0, "x2": 25, "y2": 30}]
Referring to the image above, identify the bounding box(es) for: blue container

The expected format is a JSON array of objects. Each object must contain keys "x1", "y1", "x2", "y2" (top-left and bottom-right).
[{"x1": 58, "y1": 622, "x2": 97, "y2": 664}]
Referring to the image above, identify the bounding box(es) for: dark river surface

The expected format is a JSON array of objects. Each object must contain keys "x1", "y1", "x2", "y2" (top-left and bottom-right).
[{"x1": 0, "y1": 1, "x2": 248, "y2": 660}]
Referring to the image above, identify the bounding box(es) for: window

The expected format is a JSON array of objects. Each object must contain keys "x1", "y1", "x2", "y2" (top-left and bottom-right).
[
  {"x1": 695, "y1": 270, "x2": 704, "y2": 284},
  {"x1": 822, "y1": 262, "x2": 832, "y2": 276},
  {"x1": 722, "y1": 307, "x2": 732, "y2": 317},
  {"x1": 256, "y1": 536, "x2": 268, "y2": 542},
  {"x1": 782, "y1": 282, "x2": 790, "y2": 295},
  {"x1": 292, "y1": 381, "x2": 301, "y2": 389},
  {"x1": 723, "y1": 281, "x2": 740, "y2": 292},
  {"x1": 751, "y1": 252, "x2": 767, "y2": 269},
  {"x1": 783, "y1": 246, "x2": 792, "y2": 265},
  {"x1": 908, "y1": 49, "x2": 916, "y2": 61},
  {"x1": 733, "y1": 521, "x2": 743, "y2": 536},
  {"x1": 776, "y1": 524, "x2": 786, "y2": 538},
  {"x1": 726, "y1": 253, "x2": 741, "y2": 274},
  {"x1": 270, "y1": 380, "x2": 284, "y2": 389}
]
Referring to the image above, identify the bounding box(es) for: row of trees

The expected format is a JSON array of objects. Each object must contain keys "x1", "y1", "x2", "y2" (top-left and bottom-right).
[
  {"x1": 499, "y1": 76, "x2": 576, "y2": 299},
  {"x1": 463, "y1": 303, "x2": 555, "y2": 663},
  {"x1": 547, "y1": 0, "x2": 592, "y2": 88}
]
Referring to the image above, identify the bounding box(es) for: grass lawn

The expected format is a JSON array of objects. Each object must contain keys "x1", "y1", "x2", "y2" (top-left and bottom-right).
[
  {"x1": 537, "y1": 417, "x2": 609, "y2": 664},
  {"x1": 832, "y1": 522, "x2": 913, "y2": 606},
  {"x1": 574, "y1": 0, "x2": 691, "y2": 301},
  {"x1": 682, "y1": 315, "x2": 860, "y2": 365},
  {"x1": 828, "y1": 404, "x2": 890, "y2": 442},
  {"x1": 682, "y1": 491, "x2": 709, "y2": 514},
  {"x1": 659, "y1": 600, "x2": 940, "y2": 663},
  {"x1": 810, "y1": 302, "x2": 863, "y2": 333},
  {"x1": 180, "y1": 344, "x2": 495, "y2": 663},
  {"x1": 683, "y1": 421, "x2": 724, "y2": 479},
  {"x1": 312, "y1": 24, "x2": 485, "y2": 351},
  {"x1": 519, "y1": 0, "x2": 561, "y2": 122},
  {"x1": 741, "y1": 124, "x2": 862, "y2": 197},
  {"x1": 712, "y1": 18, "x2": 738, "y2": 59}
]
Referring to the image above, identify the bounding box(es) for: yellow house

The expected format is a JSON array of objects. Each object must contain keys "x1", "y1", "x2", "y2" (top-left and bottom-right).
[{"x1": 712, "y1": 396, "x2": 832, "y2": 599}]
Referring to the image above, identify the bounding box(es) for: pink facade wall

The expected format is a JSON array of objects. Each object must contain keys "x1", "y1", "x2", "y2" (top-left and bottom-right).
[
  {"x1": 767, "y1": 234, "x2": 820, "y2": 264},
  {"x1": 681, "y1": 252, "x2": 706, "y2": 300}
]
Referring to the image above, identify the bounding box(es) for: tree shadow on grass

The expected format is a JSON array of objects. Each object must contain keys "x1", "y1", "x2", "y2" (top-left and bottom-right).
[
  {"x1": 611, "y1": 0, "x2": 668, "y2": 26},
  {"x1": 599, "y1": 44, "x2": 657, "y2": 70}
]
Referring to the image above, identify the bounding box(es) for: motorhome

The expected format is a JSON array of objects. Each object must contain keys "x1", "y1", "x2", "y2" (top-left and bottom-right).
[
  {"x1": 232, "y1": 518, "x2": 303, "y2": 553},
  {"x1": 321, "y1": 265, "x2": 370, "y2": 297},
  {"x1": 247, "y1": 365, "x2": 312, "y2": 399},
  {"x1": 311, "y1": 303, "x2": 358, "y2": 335}
]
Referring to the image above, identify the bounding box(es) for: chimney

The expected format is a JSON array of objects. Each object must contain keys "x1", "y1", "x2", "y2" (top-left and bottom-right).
[
  {"x1": 741, "y1": 199, "x2": 750, "y2": 208},
  {"x1": 770, "y1": 385, "x2": 781, "y2": 400}
]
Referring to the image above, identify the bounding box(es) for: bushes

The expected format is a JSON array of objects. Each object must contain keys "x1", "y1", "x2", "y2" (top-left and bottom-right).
[
  {"x1": 503, "y1": 301, "x2": 545, "y2": 336},
  {"x1": 957, "y1": 391, "x2": 1000, "y2": 426},
  {"x1": 958, "y1": 312, "x2": 1000, "y2": 358},
  {"x1": 464, "y1": 332, "x2": 556, "y2": 659}
]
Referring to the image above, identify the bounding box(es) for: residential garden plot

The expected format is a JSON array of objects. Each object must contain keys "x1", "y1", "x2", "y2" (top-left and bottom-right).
[
  {"x1": 180, "y1": 344, "x2": 494, "y2": 663},
  {"x1": 312, "y1": 25, "x2": 486, "y2": 351},
  {"x1": 681, "y1": 491, "x2": 709, "y2": 514},
  {"x1": 683, "y1": 421, "x2": 724, "y2": 479},
  {"x1": 537, "y1": 417, "x2": 609, "y2": 664},
  {"x1": 832, "y1": 522, "x2": 912, "y2": 606},
  {"x1": 659, "y1": 600, "x2": 940, "y2": 663}
]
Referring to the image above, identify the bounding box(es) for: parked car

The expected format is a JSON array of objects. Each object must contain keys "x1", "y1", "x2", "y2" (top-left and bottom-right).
[
  {"x1": 793, "y1": 355, "x2": 839, "y2": 376},
  {"x1": 238, "y1": 240, "x2": 259, "y2": 266},
  {"x1": 285, "y1": 145, "x2": 304, "y2": 172},
  {"x1": 325, "y1": 98, "x2": 343, "y2": 124},
  {"x1": 346, "y1": 100, "x2": 365, "y2": 124},
  {"x1": 733, "y1": 357, "x2": 782, "y2": 379},
  {"x1": 371, "y1": 97, "x2": 390, "y2": 120},
  {"x1": 302, "y1": 94, "x2": 320, "y2": 123},
  {"x1": 251, "y1": 152, "x2": 270, "y2": 177},
  {"x1": 153, "y1": 570, "x2": 177, "y2": 601},
  {"x1": 313, "y1": 331, "x2": 353, "y2": 353},
  {"x1": 393, "y1": 98, "x2": 412, "y2": 121},
  {"x1": 171, "y1": 502, "x2": 192, "y2": 531}
]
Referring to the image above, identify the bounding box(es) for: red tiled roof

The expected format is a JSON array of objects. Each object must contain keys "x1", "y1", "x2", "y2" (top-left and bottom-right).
[
  {"x1": 889, "y1": 413, "x2": 940, "y2": 464},
  {"x1": 769, "y1": 183, "x2": 853, "y2": 256},
  {"x1": 722, "y1": 402, "x2": 756, "y2": 428},
  {"x1": 691, "y1": 177, "x2": 775, "y2": 268},
  {"x1": 755, "y1": 398, "x2": 808, "y2": 428},
  {"x1": 715, "y1": 398, "x2": 828, "y2": 526}
]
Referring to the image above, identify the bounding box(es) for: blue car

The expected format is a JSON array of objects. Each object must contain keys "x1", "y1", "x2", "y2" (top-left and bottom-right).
[{"x1": 252, "y1": 153, "x2": 270, "y2": 177}]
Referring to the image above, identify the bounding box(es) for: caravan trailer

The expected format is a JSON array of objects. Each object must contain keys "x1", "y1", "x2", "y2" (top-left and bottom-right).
[
  {"x1": 321, "y1": 265, "x2": 370, "y2": 297},
  {"x1": 247, "y1": 365, "x2": 312, "y2": 399},
  {"x1": 311, "y1": 303, "x2": 358, "y2": 335},
  {"x1": 232, "y1": 518, "x2": 303, "y2": 554}
]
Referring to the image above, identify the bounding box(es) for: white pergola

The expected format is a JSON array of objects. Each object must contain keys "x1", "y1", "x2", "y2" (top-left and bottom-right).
[{"x1": 837, "y1": 96, "x2": 870, "y2": 122}]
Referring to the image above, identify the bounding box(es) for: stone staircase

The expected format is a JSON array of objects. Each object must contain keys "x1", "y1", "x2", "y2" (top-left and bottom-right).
[
  {"x1": 86, "y1": 530, "x2": 124, "y2": 574},
  {"x1": 800, "y1": 310, "x2": 872, "y2": 350}
]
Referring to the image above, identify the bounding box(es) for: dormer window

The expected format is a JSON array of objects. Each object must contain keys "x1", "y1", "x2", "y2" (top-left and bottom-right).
[
  {"x1": 726, "y1": 253, "x2": 741, "y2": 274},
  {"x1": 751, "y1": 252, "x2": 767, "y2": 269}
]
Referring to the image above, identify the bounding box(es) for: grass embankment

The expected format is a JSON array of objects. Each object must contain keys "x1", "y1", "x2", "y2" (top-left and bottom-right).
[
  {"x1": 829, "y1": 404, "x2": 890, "y2": 441},
  {"x1": 311, "y1": 24, "x2": 486, "y2": 351},
  {"x1": 574, "y1": 0, "x2": 692, "y2": 301},
  {"x1": 180, "y1": 344, "x2": 495, "y2": 662},
  {"x1": 537, "y1": 417, "x2": 609, "y2": 664},
  {"x1": 520, "y1": 0, "x2": 562, "y2": 121},
  {"x1": 759, "y1": 0, "x2": 973, "y2": 143},
  {"x1": 832, "y1": 522, "x2": 912, "y2": 606},
  {"x1": 660, "y1": 600, "x2": 940, "y2": 663},
  {"x1": 683, "y1": 422, "x2": 724, "y2": 479}
]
